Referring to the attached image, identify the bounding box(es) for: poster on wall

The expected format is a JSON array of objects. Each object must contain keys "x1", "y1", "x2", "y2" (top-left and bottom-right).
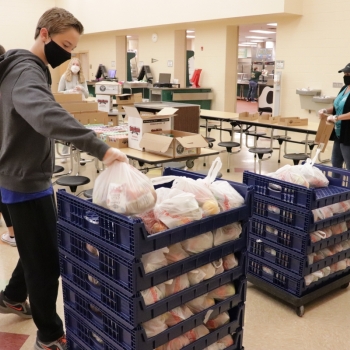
[
  {"x1": 238, "y1": 48, "x2": 247, "y2": 58},
  {"x1": 256, "y1": 48, "x2": 273, "y2": 60}
]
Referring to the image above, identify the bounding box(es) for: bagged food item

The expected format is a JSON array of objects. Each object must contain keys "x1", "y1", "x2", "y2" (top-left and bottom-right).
[
  {"x1": 188, "y1": 263, "x2": 216, "y2": 286},
  {"x1": 181, "y1": 231, "x2": 214, "y2": 254},
  {"x1": 223, "y1": 254, "x2": 238, "y2": 270},
  {"x1": 164, "y1": 243, "x2": 189, "y2": 265},
  {"x1": 162, "y1": 335, "x2": 190, "y2": 350},
  {"x1": 137, "y1": 209, "x2": 168, "y2": 235},
  {"x1": 312, "y1": 206, "x2": 333, "y2": 222},
  {"x1": 209, "y1": 180, "x2": 244, "y2": 211},
  {"x1": 217, "y1": 334, "x2": 235, "y2": 348},
  {"x1": 329, "y1": 243, "x2": 343, "y2": 255},
  {"x1": 141, "y1": 248, "x2": 169, "y2": 273},
  {"x1": 154, "y1": 190, "x2": 202, "y2": 229},
  {"x1": 330, "y1": 222, "x2": 347, "y2": 235},
  {"x1": 142, "y1": 313, "x2": 168, "y2": 338},
  {"x1": 309, "y1": 230, "x2": 327, "y2": 243},
  {"x1": 185, "y1": 325, "x2": 210, "y2": 343},
  {"x1": 213, "y1": 222, "x2": 242, "y2": 246},
  {"x1": 93, "y1": 161, "x2": 157, "y2": 215},
  {"x1": 165, "y1": 274, "x2": 190, "y2": 297},
  {"x1": 141, "y1": 283, "x2": 166, "y2": 306},
  {"x1": 304, "y1": 270, "x2": 324, "y2": 286},
  {"x1": 204, "y1": 344, "x2": 220, "y2": 350},
  {"x1": 165, "y1": 305, "x2": 194, "y2": 327},
  {"x1": 205, "y1": 312, "x2": 230, "y2": 330},
  {"x1": 296, "y1": 163, "x2": 329, "y2": 188},
  {"x1": 186, "y1": 294, "x2": 215, "y2": 314},
  {"x1": 213, "y1": 259, "x2": 224, "y2": 275},
  {"x1": 208, "y1": 283, "x2": 236, "y2": 300},
  {"x1": 267, "y1": 165, "x2": 309, "y2": 188},
  {"x1": 86, "y1": 243, "x2": 99, "y2": 257},
  {"x1": 330, "y1": 201, "x2": 350, "y2": 214},
  {"x1": 340, "y1": 240, "x2": 350, "y2": 250}
]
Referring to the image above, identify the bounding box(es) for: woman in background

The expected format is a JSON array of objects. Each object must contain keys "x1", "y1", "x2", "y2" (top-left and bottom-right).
[{"x1": 58, "y1": 57, "x2": 89, "y2": 98}]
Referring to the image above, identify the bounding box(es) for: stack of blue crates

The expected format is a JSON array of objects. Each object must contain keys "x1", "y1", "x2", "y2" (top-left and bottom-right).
[
  {"x1": 243, "y1": 163, "x2": 350, "y2": 298},
  {"x1": 57, "y1": 168, "x2": 253, "y2": 350}
]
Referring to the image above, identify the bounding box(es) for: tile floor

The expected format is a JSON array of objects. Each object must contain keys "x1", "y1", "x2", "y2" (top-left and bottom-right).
[{"x1": 1, "y1": 101, "x2": 349, "y2": 350}]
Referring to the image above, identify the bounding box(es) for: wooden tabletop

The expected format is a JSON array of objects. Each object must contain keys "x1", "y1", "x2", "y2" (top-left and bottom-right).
[
  {"x1": 123, "y1": 147, "x2": 219, "y2": 165},
  {"x1": 200, "y1": 109, "x2": 320, "y2": 134}
]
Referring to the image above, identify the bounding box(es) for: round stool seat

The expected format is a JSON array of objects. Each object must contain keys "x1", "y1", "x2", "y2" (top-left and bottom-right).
[
  {"x1": 272, "y1": 135, "x2": 291, "y2": 141},
  {"x1": 195, "y1": 169, "x2": 223, "y2": 178},
  {"x1": 218, "y1": 141, "x2": 240, "y2": 153},
  {"x1": 164, "y1": 161, "x2": 186, "y2": 170},
  {"x1": 245, "y1": 132, "x2": 266, "y2": 137},
  {"x1": 301, "y1": 140, "x2": 316, "y2": 144},
  {"x1": 83, "y1": 188, "x2": 93, "y2": 199},
  {"x1": 249, "y1": 147, "x2": 273, "y2": 155},
  {"x1": 204, "y1": 137, "x2": 216, "y2": 143},
  {"x1": 56, "y1": 175, "x2": 90, "y2": 193},
  {"x1": 53, "y1": 165, "x2": 64, "y2": 174},
  {"x1": 284, "y1": 153, "x2": 309, "y2": 165}
]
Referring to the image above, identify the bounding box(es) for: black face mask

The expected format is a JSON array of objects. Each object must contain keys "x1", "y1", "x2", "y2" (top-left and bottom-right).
[
  {"x1": 44, "y1": 39, "x2": 71, "y2": 68},
  {"x1": 344, "y1": 75, "x2": 350, "y2": 86}
]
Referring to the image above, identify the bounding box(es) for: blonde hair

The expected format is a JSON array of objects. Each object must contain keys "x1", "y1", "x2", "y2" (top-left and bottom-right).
[
  {"x1": 64, "y1": 57, "x2": 86, "y2": 84},
  {"x1": 34, "y1": 7, "x2": 83, "y2": 39}
]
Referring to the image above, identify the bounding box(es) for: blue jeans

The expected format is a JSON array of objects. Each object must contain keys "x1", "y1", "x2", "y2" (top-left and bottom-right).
[
  {"x1": 247, "y1": 81, "x2": 258, "y2": 101},
  {"x1": 331, "y1": 137, "x2": 350, "y2": 170}
]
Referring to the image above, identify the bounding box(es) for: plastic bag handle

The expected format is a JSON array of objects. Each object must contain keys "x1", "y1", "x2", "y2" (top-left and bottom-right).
[
  {"x1": 150, "y1": 175, "x2": 179, "y2": 186},
  {"x1": 204, "y1": 157, "x2": 222, "y2": 184}
]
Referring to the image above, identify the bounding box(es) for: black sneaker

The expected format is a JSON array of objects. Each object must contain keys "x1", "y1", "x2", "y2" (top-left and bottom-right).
[
  {"x1": 34, "y1": 334, "x2": 67, "y2": 350},
  {"x1": 0, "y1": 290, "x2": 32, "y2": 319}
]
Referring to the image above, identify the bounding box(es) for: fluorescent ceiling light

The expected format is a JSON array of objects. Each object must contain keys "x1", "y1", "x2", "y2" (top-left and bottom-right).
[
  {"x1": 239, "y1": 42, "x2": 257, "y2": 46},
  {"x1": 250, "y1": 30, "x2": 276, "y2": 34},
  {"x1": 186, "y1": 30, "x2": 195, "y2": 33},
  {"x1": 267, "y1": 23, "x2": 277, "y2": 26},
  {"x1": 250, "y1": 40, "x2": 264, "y2": 42},
  {"x1": 127, "y1": 36, "x2": 132, "y2": 38},
  {"x1": 186, "y1": 35, "x2": 195, "y2": 39},
  {"x1": 246, "y1": 36, "x2": 267, "y2": 39},
  {"x1": 239, "y1": 44, "x2": 255, "y2": 47}
]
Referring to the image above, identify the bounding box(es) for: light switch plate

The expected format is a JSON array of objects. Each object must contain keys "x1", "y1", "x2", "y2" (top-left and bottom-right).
[
  {"x1": 333, "y1": 82, "x2": 343, "y2": 88},
  {"x1": 167, "y1": 60, "x2": 173, "y2": 67}
]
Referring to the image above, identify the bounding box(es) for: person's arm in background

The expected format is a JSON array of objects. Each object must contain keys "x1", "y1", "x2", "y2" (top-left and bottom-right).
[
  {"x1": 75, "y1": 80, "x2": 89, "y2": 98},
  {"x1": 58, "y1": 73, "x2": 68, "y2": 93}
]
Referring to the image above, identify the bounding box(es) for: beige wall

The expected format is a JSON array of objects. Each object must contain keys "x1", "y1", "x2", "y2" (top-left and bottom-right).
[
  {"x1": 0, "y1": 0, "x2": 54, "y2": 50},
  {"x1": 276, "y1": 0, "x2": 350, "y2": 120}
]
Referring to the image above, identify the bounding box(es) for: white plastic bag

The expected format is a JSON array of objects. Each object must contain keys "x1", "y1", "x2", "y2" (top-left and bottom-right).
[
  {"x1": 185, "y1": 325, "x2": 210, "y2": 343},
  {"x1": 186, "y1": 294, "x2": 215, "y2": 314},
  {"x1": 93, "y1": 162, "x2": 156, "y2": 215},
  {"x1": 165, "y1": 305, "x2": 193, "y2": 327},
  {"x1": 208, "y1": 283, "x2": 236, "y2": 300},
  {"x1": 181, "y1": 231, "x2": 213, "y2": 254},
  {"x1": 165, "y1": 274, "x2": 190, "y2": 297},
  {"x1": 296, "y1": 161, "x2": 329, "y2": 188},
  {"x1": 164, "y1": 243, "x2": 189, "y2": 265},
  {"x1": 267, "y1": 164, "x2": 309, "y2": 188},
  {"x1": 209, "y1": 181, "x2": 244, "y2": 211},
  {"x1": 213, "y1": 222, "x2": 242, "y2": 246},
  {"x1": 142, "y1": 313, "x2": 168, "y2": 338},
  {"x1": 223, "y1": 253, "x2": 238, "y2": 270},
  {"x1": 141, "y1": 248, "x2": 169, "y2": 273},
  {"x1": 141, "y1": 283, "x2": 166, "y2": 306},
  {"x1": 205, "y1": 312, "x2": 230, "y2": 330}
]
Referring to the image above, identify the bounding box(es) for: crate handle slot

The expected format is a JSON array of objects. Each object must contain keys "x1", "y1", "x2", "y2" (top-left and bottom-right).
[{"x1": 268, "y1": 182, "x2": 282, "y2": 192}]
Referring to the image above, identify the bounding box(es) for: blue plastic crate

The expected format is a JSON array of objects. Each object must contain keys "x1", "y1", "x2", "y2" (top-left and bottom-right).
[
  {"x1": 249, "y1": 233, "x2": 350, "y2": 277},
  {"x1": 60, "y1": 250, "x2": 247, "y2": 328},
  {"x1": 57, "y1": 170, "x2": 252, "y2": 260},
  {"x1": 248, "y1": 254, "x2": 350, "y2": 297},
  {"x1": 58, "y1": 221, "x2": 247, "y2": 296},
  {"x1": 252, "y1": 194, "x2": 350, "y2": 233},
  {"x1": 250, "y1": 216, "x2": 350, "y2": 255},
  {"x1": 65, "y1": 301, "x2": 244, "y2": 350},
  {"x1": 63, "y1": 277, "x2": 245, "y2": 350},
  {"x1": 243, "y1": 163, "x2": 350, "y2": 210}
]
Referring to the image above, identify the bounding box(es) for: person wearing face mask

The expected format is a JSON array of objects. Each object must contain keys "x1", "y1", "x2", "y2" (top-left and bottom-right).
[
  {"x1": 58, "y1": 57, "x2": 89, "y2": 98},
  {"x1": 0, "y1": 8, "x2": 127, "y2": 350},
  {"x1": 318, "y1": 63, "x2": 350, "y2": 170}
]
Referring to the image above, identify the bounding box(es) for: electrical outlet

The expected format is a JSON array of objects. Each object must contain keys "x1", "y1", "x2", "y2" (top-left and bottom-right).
[{"x1": 333, "y1": 82, "x2": 343, "y2": 88}]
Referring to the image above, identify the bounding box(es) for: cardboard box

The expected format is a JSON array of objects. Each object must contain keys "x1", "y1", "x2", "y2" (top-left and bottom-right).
[
  {"x1": 238, "y1": 112, "x2": 259, "y2": 121},
  {"x1": 60, "y1": 101, "x2": 98, "y2": 113},
  {"x1": 105, "y1": 115, "x2": 119, "y2": 126},
  {"x1": 314, "y1": 118, "x2": 334, "y2": 152},
  {"x1": 116, "y1": 93, "x2": 143, "y2": 105},
  {"x1": 124, "y1": 105, "x2": 177, "y2": 150},
  {"x1": 96, "y1": 94, "x2": 113, "y2": 113},
  {"x1": 140, "y1": 130, "x2": 208, "y2": 158},
  {"x1": 95, "y1": 81, "x2": 122, "y2": 95},
  {"x1": 258, "y1": 114, "x2": 279, "y2": 124},
  {"x1": 104, "y1": 136, "x2": 128, "y2": 148},
  {"x1": 72, "y1": 111, "x2": 108, "y2": 125},
  {"x1": 278, "y1": 117, "x2": 308, "y2": 126},
  {"x1": 53, "y1": 93, "x2": 82, "y2": 103}
]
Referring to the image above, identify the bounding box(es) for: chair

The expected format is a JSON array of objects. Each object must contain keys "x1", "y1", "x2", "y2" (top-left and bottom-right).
[
  {"x1": 53, "y1": 165, "x2": 64, "y2": 174},
  {"x1": 248, "y1": 148, "x2": 273, "y2": 174},
  {"x1": 204, "y1": 137, "x2": 216, "y2": 149},
  {"x1": 272, "y1": 134, "x2": 292, "y2": 163},
  {"x1": 258, "y1": 86, "x2": 273, "y2": 115},
  {"x1": 283, "y1": 153, "x2": 309, "y2": 165},
  {"x1": 217, "y1": 141, "x2": 241, "y2": 173},
  {"x1": 55, "y1": 175, "x2": 91, "y2": 194},
  {"x1": 83, "y1": 188, "x2": 93, "y2": 199}
]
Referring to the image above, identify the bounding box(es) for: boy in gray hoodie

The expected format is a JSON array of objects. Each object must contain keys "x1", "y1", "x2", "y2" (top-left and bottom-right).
[{"x1": 0, "y1": 7, "x2": 127, "y2": 350}]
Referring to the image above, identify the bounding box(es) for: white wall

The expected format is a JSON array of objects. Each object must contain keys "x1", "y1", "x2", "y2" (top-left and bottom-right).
[
  {"x1": 0, "y1": 0, "x2": 55, "y2": 50},
  {"x1": 55, "y1": 0, "x2": 302, "y2": 34}
]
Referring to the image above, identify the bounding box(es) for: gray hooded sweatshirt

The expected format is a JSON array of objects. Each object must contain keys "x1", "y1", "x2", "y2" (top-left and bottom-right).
[{"x1": 0, "y1": 49, "x2": 109, "y2": 193}]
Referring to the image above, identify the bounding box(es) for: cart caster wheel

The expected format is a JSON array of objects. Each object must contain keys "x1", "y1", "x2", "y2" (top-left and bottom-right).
[
  {"x1": 208, "y1": 142, "x2": 213, "y2": 148},
  {"x1": 141, "y1": 169, "x2": 148, "y2": 174},
  {"x1": 186, "y1": 160, "x2": 194, "y2": 168},
  {"x1": 97, "y1": 170, "x2": 100, "y2": 174},
  {"x1": 341, "y1": 282, "x2": 349, "y2": 289},
  {"x1": 296, "y1": 305, "x2": 304, "y2": 317}
]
